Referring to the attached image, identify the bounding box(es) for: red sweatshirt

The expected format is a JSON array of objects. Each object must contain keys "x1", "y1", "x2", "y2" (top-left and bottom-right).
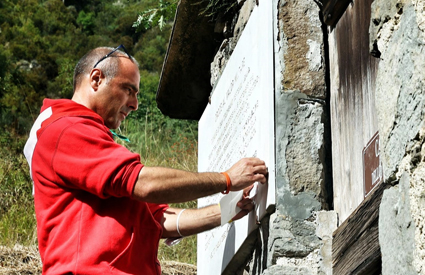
[{"x1": 24, "y1": 99, "x2": 168, "y2": 275}]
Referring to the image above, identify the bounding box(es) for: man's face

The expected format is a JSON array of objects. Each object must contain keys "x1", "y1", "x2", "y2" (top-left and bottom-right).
[{"x1": 96, "y1": 59, "x2": 140, "y2": 129}]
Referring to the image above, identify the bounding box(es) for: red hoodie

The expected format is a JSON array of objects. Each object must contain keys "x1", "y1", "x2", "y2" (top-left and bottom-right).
[{"x1": 24, "y1": 99, "x2": 168, "y2": 275}]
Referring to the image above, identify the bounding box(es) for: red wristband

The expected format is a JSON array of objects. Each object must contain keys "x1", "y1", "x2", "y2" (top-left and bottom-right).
[{"x1": 220, "y1": 172, "x2": 231, "y2": 194}]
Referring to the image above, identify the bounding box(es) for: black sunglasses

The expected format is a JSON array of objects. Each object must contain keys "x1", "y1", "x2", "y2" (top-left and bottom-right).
[{"x1": 93, "y1": 44, "x2": 131, "y2": 69}]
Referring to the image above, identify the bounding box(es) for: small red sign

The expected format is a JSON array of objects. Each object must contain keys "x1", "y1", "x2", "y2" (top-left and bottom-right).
[{"x1": 363, "y1": 132, "x2": 383, "y2": 197}]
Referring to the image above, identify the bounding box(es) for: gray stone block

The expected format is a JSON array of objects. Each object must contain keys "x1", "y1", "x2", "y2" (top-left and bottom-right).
[
  {"x1": 379, "y1": 172, "x2": 416, "y2": 275},
  {"x1": 269, "y1": 214, "x2": 321, "y2": 265},
  {"x1": 262, "y1": 264, "x2": 313, "y2": 275}
]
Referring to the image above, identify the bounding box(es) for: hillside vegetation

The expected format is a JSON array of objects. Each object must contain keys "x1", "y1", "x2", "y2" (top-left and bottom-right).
[{"x1": 0, "y1": 0, "x2": 198, "y2": 266}]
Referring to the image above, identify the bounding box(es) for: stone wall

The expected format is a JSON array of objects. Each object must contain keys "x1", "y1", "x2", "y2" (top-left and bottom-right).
[
  {"x1": 210, "y1": 0, "x2": 335, "y2": 274},
  {"x1": 209, "y1": 0, "x2": 425, "y2": 274},
  {"x1": 371, "y1": 0, "x2": 425, "y2": 274}
]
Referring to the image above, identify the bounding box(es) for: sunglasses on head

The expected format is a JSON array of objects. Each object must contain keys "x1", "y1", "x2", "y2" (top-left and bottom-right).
[{"x1": 93, "y1": 44, "x2": 131, "y2": 69}]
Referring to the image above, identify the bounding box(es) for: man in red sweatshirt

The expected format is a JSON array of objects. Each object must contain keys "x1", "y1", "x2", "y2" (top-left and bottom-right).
[{"x1": 23, "y1": 45, "x2": 268, "y2": 274}]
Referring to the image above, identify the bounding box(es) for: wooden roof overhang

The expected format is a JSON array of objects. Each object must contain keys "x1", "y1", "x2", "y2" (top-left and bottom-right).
[{"x1": 155, "y1": 0, "x2": 222, "y2": 120}]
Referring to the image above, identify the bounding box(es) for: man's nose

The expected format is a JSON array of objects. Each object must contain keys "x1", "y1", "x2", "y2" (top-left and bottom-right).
[{"x1": 128, "y1": 94, "x2": 138, "y2": 111}]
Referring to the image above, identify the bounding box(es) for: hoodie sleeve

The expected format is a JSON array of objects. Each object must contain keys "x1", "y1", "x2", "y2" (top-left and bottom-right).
[
  {"x1": 51, "y1": 118, "x2": 143, "y2": 199},
  {"x1": 147, "y1": 203, "x2": 169, "y2": 224}
]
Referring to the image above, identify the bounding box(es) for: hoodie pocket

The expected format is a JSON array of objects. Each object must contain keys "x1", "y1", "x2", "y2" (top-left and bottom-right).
[{"x1": 109, "y1": 227, "x2": 135, "y2": 269}]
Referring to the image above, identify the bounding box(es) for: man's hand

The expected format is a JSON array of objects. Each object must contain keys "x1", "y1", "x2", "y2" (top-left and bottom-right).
[
  {"x1": 225, "y1": 157, "x2": 268, "y2": 192},
  {"x1": 232, "y1": 185, "x2": 257, "y2": 221}
]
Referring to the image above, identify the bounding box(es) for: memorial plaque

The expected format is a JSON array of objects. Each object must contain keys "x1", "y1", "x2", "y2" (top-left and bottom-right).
[
  {"x1": 363, "y1": 132, "x2": 383, "y2": 197},
  {"x1": 197, "y1": 1, "x2": 275, "y2": 274}
]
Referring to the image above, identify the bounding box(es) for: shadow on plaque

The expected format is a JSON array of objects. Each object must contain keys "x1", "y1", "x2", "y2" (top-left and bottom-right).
[
  {"x1": 221, "y1": 223, "x2": 236, "y2": 272},
  {"x1": 248, "y1": 179, "x2": 269, "y2": 233},
  {"x1": 220, "y1": 181, "x2": 269, "y2": 272}
]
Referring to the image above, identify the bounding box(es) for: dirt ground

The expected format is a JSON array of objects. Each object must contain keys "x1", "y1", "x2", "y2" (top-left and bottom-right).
[{"x1": 0, "y1": 245, "x2": 196, "y2": 275}]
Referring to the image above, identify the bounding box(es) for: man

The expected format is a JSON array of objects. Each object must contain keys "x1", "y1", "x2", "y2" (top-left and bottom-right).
[{"x1": 23, "y1": 46, "x2": 268, "y2": 274}]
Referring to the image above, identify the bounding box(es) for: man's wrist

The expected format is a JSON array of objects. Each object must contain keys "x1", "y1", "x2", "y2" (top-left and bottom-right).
[{"x1": 220, "y1": 172, "x2": 231, "y2": 194}]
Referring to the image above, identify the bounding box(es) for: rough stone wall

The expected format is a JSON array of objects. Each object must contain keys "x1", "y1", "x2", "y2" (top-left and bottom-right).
[
  {"x1": 209, "y1": 0, "x2": 425, "y2": 274},
  {"x1": 268, "y1": 1, "x2": 335, "y2": 273},
  {"x1": 210, "y1": 0, "x2": 336, "y2": 274},
  {"x1": 370, "y1": 0, "x2": 425, "y2": 274},
  {"x1": 278, "y1": 0, "x2": 326, "y2": 98}
]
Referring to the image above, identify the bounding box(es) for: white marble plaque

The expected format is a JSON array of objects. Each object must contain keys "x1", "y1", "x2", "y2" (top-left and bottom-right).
[{"x1": 197, "y1": 1, "x2": 275, "y2": 273}]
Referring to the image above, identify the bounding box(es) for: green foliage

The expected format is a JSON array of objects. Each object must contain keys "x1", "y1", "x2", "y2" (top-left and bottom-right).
[
  {"x1": 135, "y1": 33, "x2": 169, "y2": 71},
  {"x1": 76, "y1": 10, "x2": 95, "y2": 34},
  {"x1": 0, "y1": 0, "x2": 80, "y2": 134},
  {"x1": 54, "y1": 57, "x2": 75, "y2": 98},
  {"x1": 133, "y1": 0, "x2": 177, "y2": 31}
]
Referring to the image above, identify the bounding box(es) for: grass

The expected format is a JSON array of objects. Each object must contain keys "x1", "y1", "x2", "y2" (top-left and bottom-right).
[
  {"x1": 0, "y1": 117, "x2": 199, "y2": 266},
  {"x1": 120, "y1": 118, "x2": 199, "y2": 265},
  {"x1": 0, "y1": 153, "x2": 37, "y2": 247}
]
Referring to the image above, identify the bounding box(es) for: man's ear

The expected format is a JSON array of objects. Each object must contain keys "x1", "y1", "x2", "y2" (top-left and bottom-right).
[{"x1": 89, "y1": 69, "x2": 104, "y2": 91}]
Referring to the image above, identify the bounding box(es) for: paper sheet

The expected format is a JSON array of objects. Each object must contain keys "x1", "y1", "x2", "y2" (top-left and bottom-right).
[{"x1": 219, "y1": 183, "x2": 258, "y2": 225}]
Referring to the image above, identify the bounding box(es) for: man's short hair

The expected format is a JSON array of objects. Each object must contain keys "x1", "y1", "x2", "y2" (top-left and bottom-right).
[{"x1": 73, "y1": 47, "x2": 139, "y2": 92}]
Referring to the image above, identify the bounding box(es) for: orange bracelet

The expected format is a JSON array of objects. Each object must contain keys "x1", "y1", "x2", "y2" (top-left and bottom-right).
[{"x1": 220, "y1": 172, "x2": 231, "y2": 194}]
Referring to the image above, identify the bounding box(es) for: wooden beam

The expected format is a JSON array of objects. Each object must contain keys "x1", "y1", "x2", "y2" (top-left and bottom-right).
[
  {"x1": 332, "y1": 181, "x2": 390, "y2": 274},
  {"x1": 322, "y1": 0, "x2": 352, "y2": 27}
]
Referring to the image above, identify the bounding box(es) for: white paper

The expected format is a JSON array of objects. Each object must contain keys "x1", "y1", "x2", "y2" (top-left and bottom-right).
[
  {"x1": 219, "y1": 183, "x2": 259, "y2": 225},
  {"x1": 219, "y1": 191, "x2": 243, "y2": 225}
]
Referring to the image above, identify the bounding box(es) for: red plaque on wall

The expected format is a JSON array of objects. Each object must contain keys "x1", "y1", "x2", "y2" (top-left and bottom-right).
[{"x1": 363, "y1": 132, "x2": 383, "y2": 197}]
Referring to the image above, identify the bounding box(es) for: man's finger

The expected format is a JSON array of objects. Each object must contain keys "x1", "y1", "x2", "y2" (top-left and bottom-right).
[
  {"x1": 237, "y1": 198, "x2": 255, "y2": 210},
  {"x1": 252, "y1": 164, "x2": 268, "y2": 175},
  {"x1": 242, "y1": 185, "x2": 254, "y2": 197},
  {"x1": 252, "y1": 173, "x2": 267, "y2": 184},
  {"x1": 232, "y1": 209, "x2": 250, "y2": 221},
  {"x1": 248, "y1": 157, "x2": 266, "y2": 166}
]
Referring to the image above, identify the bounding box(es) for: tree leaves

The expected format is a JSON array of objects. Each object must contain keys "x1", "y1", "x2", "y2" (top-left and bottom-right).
[
  {"x1": 133, "y1": 0, "x2": 177, "y2": 31},
  {"x1": 76, "y1": 10, "x2": 95, "y2": 34}
]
